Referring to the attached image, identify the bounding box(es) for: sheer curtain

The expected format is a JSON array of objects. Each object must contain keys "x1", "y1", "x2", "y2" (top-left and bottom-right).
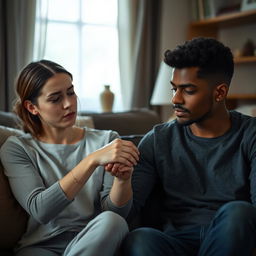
[
  {"x1": 33, "y1": 0, "x2": 49, "y2": 61},
  {"x1": 0, "y1": 0, "x2": 36, "y2": 111},
  {"x1": 118, "y1": 0, "x2": 162, "y2": 110}
]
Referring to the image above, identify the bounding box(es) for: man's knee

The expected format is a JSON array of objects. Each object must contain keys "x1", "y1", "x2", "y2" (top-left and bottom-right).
[
  {"x1": 121, "y1": 227, "x2": 163, "y2": 254},
  {"x1": 217, "y1": 201, "x2": 256, "y2": 223}
]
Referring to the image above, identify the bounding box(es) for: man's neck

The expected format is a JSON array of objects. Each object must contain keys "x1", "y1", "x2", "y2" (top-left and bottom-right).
[{"x1": 189, "y1": 110, "x2": 231, "y2": 138}]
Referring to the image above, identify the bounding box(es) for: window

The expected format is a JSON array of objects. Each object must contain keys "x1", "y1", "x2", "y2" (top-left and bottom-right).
[{"x1": 34, "y1": 0, "x2": 122, "y2": 112}]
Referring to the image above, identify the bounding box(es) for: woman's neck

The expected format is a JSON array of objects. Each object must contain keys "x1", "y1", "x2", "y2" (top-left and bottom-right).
[{"x1": 38, "y1": 126, "x2": 84, "y2": 144}]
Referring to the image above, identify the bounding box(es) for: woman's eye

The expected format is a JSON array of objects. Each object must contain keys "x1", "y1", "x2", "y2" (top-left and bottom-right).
[
  {"x1": 50, "y1": 97, "x2": 60, "y2": 103},
  {"x1": 67, "y1": 90, "x2": 75, "y2": 96}
]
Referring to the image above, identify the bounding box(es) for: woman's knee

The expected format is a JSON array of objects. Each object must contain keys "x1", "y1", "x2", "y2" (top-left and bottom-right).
[{"x1": 97, "y1": 211, "x2": 129, "y2": 238}]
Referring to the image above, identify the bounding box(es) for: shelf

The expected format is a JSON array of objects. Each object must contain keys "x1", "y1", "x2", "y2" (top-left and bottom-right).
[
  {"x1": 226, "y1": 94, "x2": 256, "y2": 110},
  {"x1": 227, "y1": 94, "x2": 256, "y2": 100},
  {"x1": 234, "y1": 56, "x2": 256, "y2": 64},
  {"x1": 191, "y1": 9, "x2": 256, "y2": 27},
  {"x1": 188, "y1": 9, "x2": 256, "y2": 39}
]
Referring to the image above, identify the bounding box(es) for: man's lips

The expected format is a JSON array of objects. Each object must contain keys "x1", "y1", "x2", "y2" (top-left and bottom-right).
[{"x1": 174, "y1": 108, "x2": 187, "y2": 116}]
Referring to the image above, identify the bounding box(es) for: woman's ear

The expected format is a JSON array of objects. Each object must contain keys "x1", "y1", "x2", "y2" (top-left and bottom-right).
[
  {"x1": 24, "y1": 100, "x2": 39, "y2": 115},
  {"x1": 215, "y1": 83, "x2": 229, "y2": 102}
]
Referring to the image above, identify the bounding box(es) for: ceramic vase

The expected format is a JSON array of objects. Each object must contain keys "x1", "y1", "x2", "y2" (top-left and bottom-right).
[{"x1": 100, "y1": 85, "x2": 114, "y2": 112}]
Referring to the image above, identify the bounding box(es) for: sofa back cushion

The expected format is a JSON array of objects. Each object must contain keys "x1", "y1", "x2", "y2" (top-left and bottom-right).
[{"x1": 0, "y1": 126, "x2": 28, "y2": 249}]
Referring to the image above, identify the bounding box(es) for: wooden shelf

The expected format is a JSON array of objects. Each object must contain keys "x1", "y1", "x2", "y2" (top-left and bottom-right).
[
  {"x1": 191, "y1": 9, "x2": 256, "y2": 27},
  {"x1": 234, "y1": 56, "x2": 256, "y2": 64},
  {"x1": 227, "y1": 94, "x2": 256, "y2": 100},
  {"x1": 188, "y1": 9, "x2": 256, "y2": 39},
  {"x1": 226, "y1": 94, "x2": 256, "y2": 110}
]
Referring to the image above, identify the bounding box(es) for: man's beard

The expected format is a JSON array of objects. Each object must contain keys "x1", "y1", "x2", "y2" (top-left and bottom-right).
[{"x1": 173, "y1": 103, "x2": 213, "y2": 126}]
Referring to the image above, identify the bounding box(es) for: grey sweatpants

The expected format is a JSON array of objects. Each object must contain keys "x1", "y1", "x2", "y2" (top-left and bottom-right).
[{"x1": 15, "y1": 211, "x2": 129, "y2": 256}]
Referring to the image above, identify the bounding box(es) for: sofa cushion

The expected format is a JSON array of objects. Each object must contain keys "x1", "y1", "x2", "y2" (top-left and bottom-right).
[
  {"x1": 75, "y1": 115, "x2": 94, "y2": 128},
  {"x1": 0, "y1": 126, "x2": 28, "y2": 249},
  {"x1": 0, "y1": 111, "x2": 21, "y2": 129},
  {"x1": 78, "y1": 109, "x2": 161, "y2": 136}
]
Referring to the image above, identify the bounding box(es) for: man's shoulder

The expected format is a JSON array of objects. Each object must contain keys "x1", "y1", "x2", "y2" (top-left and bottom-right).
[
  {"x1": 231, "y1": 110, "x2": 256, "y2": 129},
  {"x1": 140, "y1": 119, "x2": 180, "y2": 143},
  {"x1": 152, "y1": 119, "x2": 180, "y2": 134}
]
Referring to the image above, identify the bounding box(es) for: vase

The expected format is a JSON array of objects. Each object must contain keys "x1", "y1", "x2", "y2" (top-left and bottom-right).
[{"x1": 100, "y1": 85, "x2": 114, "y2": 112}]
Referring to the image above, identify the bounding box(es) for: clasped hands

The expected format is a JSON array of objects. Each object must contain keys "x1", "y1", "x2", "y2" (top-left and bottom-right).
[{"x1": 96, "y1": 138, "x2": 140, "y2": 180}]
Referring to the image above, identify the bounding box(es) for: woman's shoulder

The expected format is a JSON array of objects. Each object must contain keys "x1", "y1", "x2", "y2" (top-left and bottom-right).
[
  {"x1": 0, "y1": 132, "x2": 34, "y2": 162},
  {"x1": 84, "y1": 127, "x2": 119, "y2": 144},
  {"x1": 85, "y1": 127, "x2": 118, "y2": 137},
  {"x1": 1, "y1": 131, "x2": 33, "y2": 150}
]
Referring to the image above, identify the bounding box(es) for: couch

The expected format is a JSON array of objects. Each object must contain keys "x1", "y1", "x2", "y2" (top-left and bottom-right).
[{"x1": 0, "y1": 108, "x2": 161, "y2": 256}]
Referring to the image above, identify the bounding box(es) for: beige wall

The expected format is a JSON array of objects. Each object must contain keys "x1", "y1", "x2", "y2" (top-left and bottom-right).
[{"x1": 157, "y1": 0, "x2": 192, "y2": 121}]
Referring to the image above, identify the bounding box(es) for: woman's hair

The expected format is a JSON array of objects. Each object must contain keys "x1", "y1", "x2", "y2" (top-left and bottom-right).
[
  {"x1": 164, "y1": 37, "x2": 234, "y2": 86},
  {"x1": 14, "y1": 60, "x2": 73, "y2": 137}
]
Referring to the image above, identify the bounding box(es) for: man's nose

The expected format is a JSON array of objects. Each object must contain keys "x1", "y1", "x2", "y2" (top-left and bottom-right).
[{"x1": 172, "y1": 89, "x2": 184, "y2": 105}]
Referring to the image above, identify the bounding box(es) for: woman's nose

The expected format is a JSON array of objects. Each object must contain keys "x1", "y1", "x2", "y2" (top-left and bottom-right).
[{"x1": 63, "y1": 97, "x2": 72, "y2": 108}]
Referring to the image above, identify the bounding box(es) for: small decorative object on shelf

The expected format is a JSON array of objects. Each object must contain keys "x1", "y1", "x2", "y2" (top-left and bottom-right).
[
  {"x1": 100, "y1": 85, "x2": 115, "y2": 112},
  {"x1": 241, "y1": 39, "x2": 255, "y2": 56},
  {"x1": 241, "y1": 0, "x2": 256, "y2": 11}
]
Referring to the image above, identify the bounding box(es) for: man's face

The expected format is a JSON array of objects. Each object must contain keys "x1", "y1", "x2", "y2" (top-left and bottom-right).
[{"x1": 171, "y1": 67, "x2": 215, "y2": 126}]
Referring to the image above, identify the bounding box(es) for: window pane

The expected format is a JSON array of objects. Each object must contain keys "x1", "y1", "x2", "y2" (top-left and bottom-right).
[
  {"x1": 44, "y1": 23, "x2": 79, "y2": 84},
  {"x1": 78, "y1": 25, "x2": 121, "y2": 112},
  {"x1": 48, "y1": 0, "x2": 79, "y2": 22},
  {"x1": 34, "y1": 0, "x2": 121, "y2": 112},
  {"x1": 82, "y1": 0, "x2": 117, "y2": 25}
]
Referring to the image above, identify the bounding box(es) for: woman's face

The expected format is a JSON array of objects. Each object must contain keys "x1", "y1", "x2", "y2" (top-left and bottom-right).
[{"x1": 32, "y1": 73, "x2": 77, "y2": 131}]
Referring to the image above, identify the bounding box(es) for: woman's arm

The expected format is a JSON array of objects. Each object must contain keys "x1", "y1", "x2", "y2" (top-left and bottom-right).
[
  {"x1": 1, "y1": 135, "x2": 139, "y2": 223},
  {"x1": 60, "y1": 138, "x2": 139, "y2": 200}
]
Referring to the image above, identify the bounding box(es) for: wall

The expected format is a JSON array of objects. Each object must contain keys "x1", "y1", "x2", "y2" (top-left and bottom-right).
[
  {"x1": 219, "y1": 24, "x2": 256, "y2": 98},
  {"x1": 157, "y1": 0, "x2": 192, "y2": 121}
]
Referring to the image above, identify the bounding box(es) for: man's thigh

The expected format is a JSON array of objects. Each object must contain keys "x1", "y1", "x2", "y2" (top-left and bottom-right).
[{"x1": 122, "y1": 226, "x2": 201, "y2": 256}]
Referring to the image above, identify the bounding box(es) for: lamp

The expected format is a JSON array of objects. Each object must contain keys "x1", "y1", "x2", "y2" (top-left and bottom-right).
[{"x1": 150, "y1": 62, "x2": 173, "y2": 105}]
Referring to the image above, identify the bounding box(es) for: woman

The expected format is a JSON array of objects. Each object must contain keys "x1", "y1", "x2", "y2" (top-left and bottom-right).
[{"x1": 0, "y1": 60, "x2": 139, "y2": 256}]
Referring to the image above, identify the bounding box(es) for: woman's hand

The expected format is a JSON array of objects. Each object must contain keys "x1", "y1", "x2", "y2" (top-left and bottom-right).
[
  {"x1": 105, "y1": 163, "x2": 134, "y2": 181},
  {"x1": 90, "y1": 138, "x2": 139, "y2": 168}
]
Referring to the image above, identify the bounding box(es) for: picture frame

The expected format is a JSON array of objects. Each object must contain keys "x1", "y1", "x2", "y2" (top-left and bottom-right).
[{"x1": 241, "y1": 0, "x2": 256, "y2": 11}]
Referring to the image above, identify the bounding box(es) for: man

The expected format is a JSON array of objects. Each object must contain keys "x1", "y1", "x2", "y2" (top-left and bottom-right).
[{"x1": 121, "y1": 37, "x2": 256, "y2": 256}]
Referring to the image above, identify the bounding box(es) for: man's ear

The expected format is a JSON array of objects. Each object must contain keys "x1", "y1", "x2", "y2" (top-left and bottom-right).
[
  {"x1": 24, "y1": 100, "x2": 39, "y2": 115},
  {"x1": 215, "y1": 83, "x2": 229, "y2": 102}
]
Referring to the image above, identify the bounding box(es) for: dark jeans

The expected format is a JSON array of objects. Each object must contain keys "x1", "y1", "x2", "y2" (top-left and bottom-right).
[{"x1": 122, "y1": 201, "x2": 256, "y2": 256}]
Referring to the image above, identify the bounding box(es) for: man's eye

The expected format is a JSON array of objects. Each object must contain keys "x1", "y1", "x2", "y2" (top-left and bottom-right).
[{"x1": 185, "y1": 90, "x2": 196, "y2": 95}]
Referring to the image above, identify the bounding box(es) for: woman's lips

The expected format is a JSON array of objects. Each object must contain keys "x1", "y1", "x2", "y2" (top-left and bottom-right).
[{"x1": 63, "y1": 112, "x2": 75, "y2": 119}]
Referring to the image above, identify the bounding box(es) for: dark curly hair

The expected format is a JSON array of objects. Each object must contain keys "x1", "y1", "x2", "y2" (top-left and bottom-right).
[{"x1": 164, "y1": 37, "x2": 234, "y2": 86}]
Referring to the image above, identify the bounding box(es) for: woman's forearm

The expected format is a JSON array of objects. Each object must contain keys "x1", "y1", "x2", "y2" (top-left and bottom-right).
[{"x1": 109, "y1": 177, "x2": 133, "y2": 207}]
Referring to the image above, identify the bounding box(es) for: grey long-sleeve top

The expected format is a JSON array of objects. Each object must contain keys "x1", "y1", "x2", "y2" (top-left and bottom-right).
[{"x1": 0, "y1": 127, "x2": 131, "y2": 249}]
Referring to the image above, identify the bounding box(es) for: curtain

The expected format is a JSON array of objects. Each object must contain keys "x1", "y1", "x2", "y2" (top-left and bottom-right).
[
  {"x1": 0, "y1": 0, "x2": 36, "y2": 111},
  {"x1": 33, "y1": 0, "x2": 49, "y2": 61},
  {"x1": 118, "y1": 0, "x2": 162, "y2": 110}
]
